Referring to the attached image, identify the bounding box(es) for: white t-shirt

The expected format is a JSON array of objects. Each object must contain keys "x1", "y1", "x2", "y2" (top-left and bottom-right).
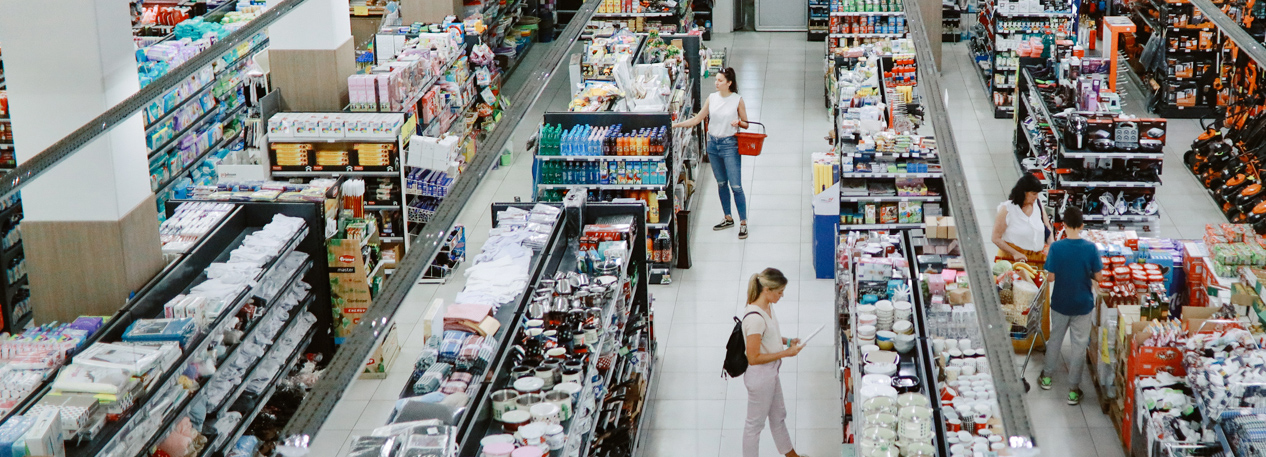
[
  {"x1": 742, "y1": 304, "x2": 783, "y2": 357},
  {"x1": 997, "y1": 201, "x2": 1044, "y2": 252},
  {"x1": 708, "y1": 92, "x2": 742, "y2": 138}
]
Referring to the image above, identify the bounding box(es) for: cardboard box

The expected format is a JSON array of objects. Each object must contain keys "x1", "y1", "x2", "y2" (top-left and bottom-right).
[
  {"x1": 361, "y1": 322, "x2": 401, "y2": 379},
  {"x1": 1126, "y1": 325, "x2": 1184, "y2": 383},
  {"x1": 942, "y1": 217, "x2": 957, "y2": 239},
  {"x1": 24, "y1": 409, "x2": 64, "y2": 457}
]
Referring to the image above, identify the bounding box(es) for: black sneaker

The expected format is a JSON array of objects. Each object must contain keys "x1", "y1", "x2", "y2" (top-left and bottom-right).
[
  {"x1": 739, "y1": 224, "x2": 748, "y2": 239},
  {"x1": 713, "y1": 219, "x2": 735, "y2": 231}
]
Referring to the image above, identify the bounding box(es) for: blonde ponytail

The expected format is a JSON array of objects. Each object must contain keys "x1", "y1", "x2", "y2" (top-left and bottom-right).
[{"x1": 746, "y1": 268, "x2": 789, "y2": 304}]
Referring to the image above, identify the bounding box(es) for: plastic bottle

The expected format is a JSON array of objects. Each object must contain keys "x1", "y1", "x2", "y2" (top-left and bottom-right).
[{"x1": 654, "y1": 229, "x2": 671, "y2": 262}]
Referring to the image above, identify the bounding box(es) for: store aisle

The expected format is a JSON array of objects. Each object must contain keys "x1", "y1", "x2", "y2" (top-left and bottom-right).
[
  {"x1": 637, "y1": 32, "x2": 843, "y2": 457},
  {"x1": 937, "y1": 41, "x2": 1226, "y2": 457},
  {"x1": 938, "y1": 43, "x2": 1225, "y2": 247},
  {"x1": 309, "y1": 32, "x2": 1229, "y2": 457}
]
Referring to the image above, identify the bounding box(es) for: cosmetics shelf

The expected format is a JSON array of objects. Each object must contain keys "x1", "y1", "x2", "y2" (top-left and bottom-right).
[{"x1": 972, "y1": 0, "x2": 1073, "y2": 119}]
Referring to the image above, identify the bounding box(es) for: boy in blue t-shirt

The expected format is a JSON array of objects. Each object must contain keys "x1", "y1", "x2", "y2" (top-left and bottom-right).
[{"x1": 1038, "y1": 207, "x2": 1105, "y2": 405}]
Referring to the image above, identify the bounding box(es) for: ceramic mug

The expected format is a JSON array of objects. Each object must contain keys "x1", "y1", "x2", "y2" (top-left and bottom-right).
[
  {"x1": 500, "y1": 410, "x2": 531, "y2": 432},
  {"x1": 481, "y1": 442, "x2": 515, "y2": 457},
  {"x1": 491, "y1": 389, "x2": 519, "y2": 421},
  {"x1": 553, "y1": 382, "x2": 584, "y2": 404},
  {"x1": 517, "y1": 422, "x2": 548, "y2": 447},
  {"x1": 546, "y1": 390, "x2": 573, "y2": 421},
  {"x1": 561, "y1": 367, "x2": 583, "y2": 384},
  {"x1": 530, "y1": 402, "x2": 562, "y2": 425},
  {"x1": 535, "y1": 365, "x2": 558, "y2": 389},
  {"x1": 545, "y1": 424, "x2": 566, "y2": 450},
  {"x1": 517, "y1": 393, "x2": 545, "y2": 411}
]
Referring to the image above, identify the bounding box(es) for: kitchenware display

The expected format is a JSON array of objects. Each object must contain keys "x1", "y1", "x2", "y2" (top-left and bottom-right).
[
  {"x1": 529, "y1": 402, "x2": 561, "y2": 425},
  {"x1": 500, "y1": 410, "x2": 531, "y2": 432},
  {"x1": 481, "y1": 442, "x2": 515, "y2": 457}
]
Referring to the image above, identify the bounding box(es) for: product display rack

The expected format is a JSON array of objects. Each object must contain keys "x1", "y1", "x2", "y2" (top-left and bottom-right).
[
  {"x1": 0, "y1": 199, "x2": 26, "y2": 334},
  {"x1": 394, "y1": 204, "x2": 565, "y2": 402},
  {"x1": 972, "y1": 0, "x2": 1074, "y2": 118},
  {"x1": 835, "y1": 230, "x2": 947, "y2": 456},
  {"x1": 0, "y1": 51, "x2": 28, "y2": 332},
  {"x1": 4, "y1": 201, "x2": 332, "y2": 457},
  {"x1": 943, "y1": 2, "x2": 963, "y2": 41},
  {"x1": 824, "y1": 0, "x2": 908, "y2": 52},
  {"x1": 1012, "y1": 66, "x2": 1165, "y2": 230},
  {"x1": 451, "y1": 201, "x2": 653, "y2": 457},
  {"x1": 533, "y1": 112, "x2": 679, "y2": 284},
  {"x1": 1121, "y1": 0, "x2": 1226, "y2": 118},
  {"x1": 149, "y1": 31, "x2": 271, "y2": 219},
  {"x1": 809, "y1": 0, "x2": 831, "y2": 40},
  {"x1": 831, "y1": 53, "x2": 944, "y2": 232},
  {"x1": 586, "y1": 2, "x2": 693, "y2": 35},
  {"x1": 268, "y1": 126, "x2": 411, "y2": 249}
]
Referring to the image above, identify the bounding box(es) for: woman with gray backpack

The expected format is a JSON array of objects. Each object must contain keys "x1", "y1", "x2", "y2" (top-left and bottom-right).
[{"x1": 724, "y1": 268, "x2": 807, "y2": 457}]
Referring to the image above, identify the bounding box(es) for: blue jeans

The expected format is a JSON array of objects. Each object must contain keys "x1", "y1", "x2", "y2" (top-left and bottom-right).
[{"x1": 707, "y1": 135, "x2": 747, "y2": 221}]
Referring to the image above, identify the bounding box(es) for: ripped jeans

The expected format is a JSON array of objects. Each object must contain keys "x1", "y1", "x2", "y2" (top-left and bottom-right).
[{"x1": 707, "y1": 134, "x2": 748, "y2": 221}]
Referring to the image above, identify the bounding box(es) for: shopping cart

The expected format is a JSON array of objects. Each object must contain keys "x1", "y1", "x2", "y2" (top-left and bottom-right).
[{"x1": 1016, "y1": 278, "x2": 1051, "y2": 393}]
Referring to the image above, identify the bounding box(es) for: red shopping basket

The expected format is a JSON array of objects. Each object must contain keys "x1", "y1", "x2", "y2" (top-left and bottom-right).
[{"x1": 736, "y1": 122, "x2": 767, "y2": 156}]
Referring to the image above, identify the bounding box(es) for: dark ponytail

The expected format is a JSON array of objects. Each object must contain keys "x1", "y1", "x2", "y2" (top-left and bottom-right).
[{"x1": 722, "y1": 67, "x2": 738, "y2": 93}]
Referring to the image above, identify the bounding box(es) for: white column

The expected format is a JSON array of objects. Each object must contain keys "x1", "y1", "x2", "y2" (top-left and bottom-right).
[
  {"x1": 266, "y1": 0, "x2": 357, "y2": 111},
  {"x1": 715, "y1": 0, "x2": 736, "y2": 33},
  {"x1": 0, "y1": 0, "x2": 151, "y2": 222},
  {"x1": 0, "y1": 0, "x2": 164, "y2": 325},
  {"x1": 268, "y1": 0, "x2": 353, "y2": 50}
]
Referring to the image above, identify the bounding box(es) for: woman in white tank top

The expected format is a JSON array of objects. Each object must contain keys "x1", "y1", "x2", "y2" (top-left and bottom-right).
[
  {"x1": 672, "y1": 68, "x2": 753, "y2": 239},
  {"x1": 992, "y1": 174, "x2": 1053, "y2": 266}
]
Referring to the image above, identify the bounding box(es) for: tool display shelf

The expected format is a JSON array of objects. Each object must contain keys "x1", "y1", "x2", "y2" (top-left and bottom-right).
[{"x1": 1120, "y1": 0, "x2": 1228, "y2": 118}]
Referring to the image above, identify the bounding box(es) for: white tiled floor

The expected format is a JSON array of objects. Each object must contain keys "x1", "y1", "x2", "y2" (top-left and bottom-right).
[{"x1": 310, "y1": 33, "x2": 1225, "y2": 457}]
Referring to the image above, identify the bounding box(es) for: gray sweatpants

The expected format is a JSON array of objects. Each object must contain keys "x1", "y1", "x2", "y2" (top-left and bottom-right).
[
  {"x1": 744, "y1": 360, "x2": 794, "y2": 457},
  {"x1": 1041, "y1": 309, "x2": 1093, "y2": 388}
]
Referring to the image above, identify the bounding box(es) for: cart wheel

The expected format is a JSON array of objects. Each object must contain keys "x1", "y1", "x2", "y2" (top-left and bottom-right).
[{"x1": 1023, "y1": 378, "x2": 1031, "y2": 393}]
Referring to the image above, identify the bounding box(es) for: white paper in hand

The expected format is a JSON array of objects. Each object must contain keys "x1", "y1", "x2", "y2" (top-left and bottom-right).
[{"x1": 799, "y1": 324, "x2": 827, "y2": 346}]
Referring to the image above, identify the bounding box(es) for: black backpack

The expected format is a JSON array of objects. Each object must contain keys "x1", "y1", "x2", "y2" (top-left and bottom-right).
[{"x1": 723, "y1": 312, "x2": 761, "y2": 378}]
